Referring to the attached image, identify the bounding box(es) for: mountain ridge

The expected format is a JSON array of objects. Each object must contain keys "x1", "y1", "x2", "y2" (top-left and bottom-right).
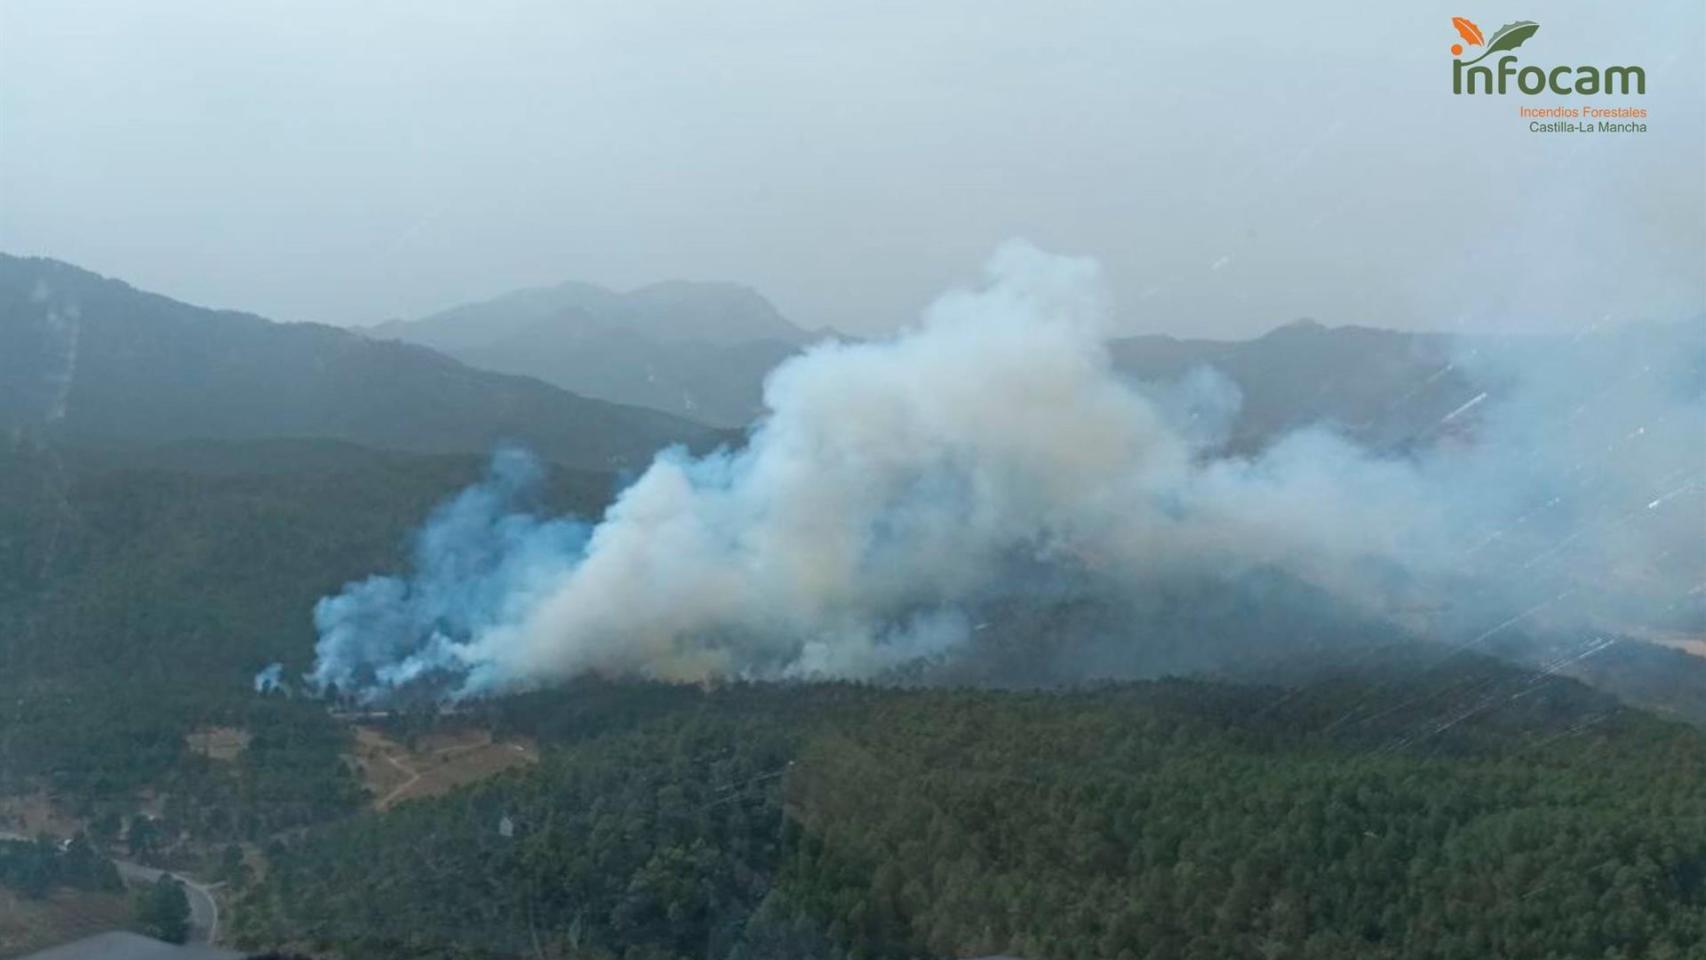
[
  {"x1": 370, "y1": 277, "x2": 810, "y2": 348},
  {"x1": 375, "y1": 272, "x2": 1482, "y2": 443},
  {"x1": 365, "y1": 277, "x2": 811, "y2": 427},
  {"x1": 0, "y1": 254, "x2": 721, "y2": 471}
]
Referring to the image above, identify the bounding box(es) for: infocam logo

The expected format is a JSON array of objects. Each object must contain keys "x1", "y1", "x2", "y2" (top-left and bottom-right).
[{"x1": 1449, "y1": 17, "x2": 1645, "y2": 95}]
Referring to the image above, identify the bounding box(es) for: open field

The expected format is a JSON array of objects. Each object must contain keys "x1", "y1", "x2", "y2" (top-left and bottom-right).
[
  {"x1": 184, "y1": 726, "x2": 251, "y2": 763},
  {"x1": 0, "y1": 792, "x2": 83, "y2": 840},
  {"x1": 349, "y1": 726, "x2": 538, "y2": 811}
]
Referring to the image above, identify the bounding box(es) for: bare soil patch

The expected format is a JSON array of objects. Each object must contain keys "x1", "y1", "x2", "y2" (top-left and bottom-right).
[
  {"x1": 348, "y1": 726, "x2": 538, "y2": 811},
  {"x1": 0, "y1": 792, "x2": 82, "y2": 838},
  {"x1": 185, "y1": 726, "x2": 251, "y2": 762}
]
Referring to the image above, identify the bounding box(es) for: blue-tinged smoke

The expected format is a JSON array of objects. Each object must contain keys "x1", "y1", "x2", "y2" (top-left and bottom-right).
[
  {"x1": 253, "y1": 663, "x2": 287, "y2": 694},
  {"x1": 279, "y1": 242, "x2": 1705, "y2": 703},
  {"x1": 301, "y1": 447, "x2": 589, "y2": 701}
]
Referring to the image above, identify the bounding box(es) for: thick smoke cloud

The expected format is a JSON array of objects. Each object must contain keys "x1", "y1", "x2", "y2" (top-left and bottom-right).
[
  {"x1": 293, "y1": 242, "x2": 1705, "y2": 702},
  {"x1": 306, "y1": 449, "x2": 589, "y2": 696}
]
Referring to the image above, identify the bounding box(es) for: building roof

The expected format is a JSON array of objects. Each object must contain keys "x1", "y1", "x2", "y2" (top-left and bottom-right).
[{"x1": 17, "y1": 932, "x2": 243, "y2": 960}]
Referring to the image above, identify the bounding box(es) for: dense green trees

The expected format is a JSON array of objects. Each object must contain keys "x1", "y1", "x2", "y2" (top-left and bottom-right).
[
  {"x1": 0, "y1": 440, "x2": 606, "y2": 842},
  {"x1": 132, "y1": 874, "x2": 191, "y2": 944},
  {"x1": 0, "y1": 834, "x2": 122, "y2": 899},
  {"x1": 235, "y1": 668, "x2": 1706, "y2": 960},
  {"x1": 5, "y1": 437, "x2": 1705, "y2": 957}
]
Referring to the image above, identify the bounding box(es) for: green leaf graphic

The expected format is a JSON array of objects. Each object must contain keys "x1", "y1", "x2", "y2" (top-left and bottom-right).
[
  {"x1": 1463, "y1": 21, "x2": 1540, "y2": 65},
  {"x1": 1485, "y1": 20, "x2": 1540, "y2": 52}
]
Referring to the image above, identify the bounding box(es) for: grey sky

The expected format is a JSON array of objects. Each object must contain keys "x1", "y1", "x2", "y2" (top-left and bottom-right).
[{"x1": 2, "y1": 0, "x2": 1701, "y2": 338}]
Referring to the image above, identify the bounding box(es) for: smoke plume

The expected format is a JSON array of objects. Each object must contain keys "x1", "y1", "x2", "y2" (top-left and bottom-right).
[{"x1": 292, "y1": 242, "x2": 1705, "y2": 702}]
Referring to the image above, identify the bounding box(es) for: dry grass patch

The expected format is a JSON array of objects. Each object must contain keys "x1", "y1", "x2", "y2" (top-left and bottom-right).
[
  {"x1": 348, "y1": 726, "x2": 538, "y2": 812},
  {"x1": 185, "y1": 726, "x2": 251, "y2": 762},
  {"x1": 0, "y1": 792, "x2": 82, "y2": 839}
]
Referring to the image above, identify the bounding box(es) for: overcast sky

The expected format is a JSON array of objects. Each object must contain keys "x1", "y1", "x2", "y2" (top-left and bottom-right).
[{"x1": 2, "y1": 1, "x2": 1701, "y2": 338}]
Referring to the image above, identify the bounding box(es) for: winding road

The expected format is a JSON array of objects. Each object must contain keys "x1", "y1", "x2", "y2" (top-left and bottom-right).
[
  {"x1": 0, "y1": 830, "x2": 221, "y2": 945},
  {"x1": 113, "y1": 859, "x2": 221, "y2": 946}
]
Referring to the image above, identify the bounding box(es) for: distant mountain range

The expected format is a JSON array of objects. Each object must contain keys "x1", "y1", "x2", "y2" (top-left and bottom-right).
[
  {"x1": 1108, "y1": 319, "x2": 1473, "y2": 453},
  {"x1": 376, "y1": 279, "x2": 1477, "y2": 446},
  {"x1": 367, "y1": 280, "x2": 812, "y2": 428},
  {"x1": 0, "y1": 256, "x2": 720, "y2": 471},
  {"x1": 0, "y1": 255, "x2": 1477, "y2": 470}
]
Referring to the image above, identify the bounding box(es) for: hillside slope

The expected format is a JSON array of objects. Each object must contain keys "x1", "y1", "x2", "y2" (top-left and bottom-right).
[
  {"x1": 1107, "y1": 320, "x2": 1474, "y2": 453},
  {"x1": 379, "y1": 274, "x2": 1477, "y2": 444},
  {"x1": 369, "y1": 280, "x2": 808, "y2": 427},
  {"x1": 0, "y1": 439, "x2": 613, "y2": 798},
  {"x1": 0, "y1": 256, "x2": 719, "y2": 471},
  {"x1": 235, "y1": 668, "x2": 1706, "y2": 960}
]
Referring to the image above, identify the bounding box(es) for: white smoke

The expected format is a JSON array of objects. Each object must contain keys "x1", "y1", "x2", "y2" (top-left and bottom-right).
[{"x1": 295, "y1": 241, "x2": 1705, "y2": 702}]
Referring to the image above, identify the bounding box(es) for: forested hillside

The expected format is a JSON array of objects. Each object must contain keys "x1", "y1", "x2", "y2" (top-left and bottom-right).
[
  {"x1": 3, "y1": 433, "x2": 1701, "y2": 817},
  {"x1": 235, "y1": 665, "x2": 1706, "y2": 960},
  {"x1": 0, "y1": 439, "x2": 611, "y2": 811}
]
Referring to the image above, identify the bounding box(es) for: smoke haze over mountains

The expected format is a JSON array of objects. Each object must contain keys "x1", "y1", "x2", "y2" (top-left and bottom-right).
[
  {"x1": 300, "y1": 242, "x2": 1705, "y2": 703},
  {"x1": 4, "y1": 4, "x2": 1704, "y2": 955},
  {"x1": 3, "y1": 2, "x2": 1700, "y2": 338}
]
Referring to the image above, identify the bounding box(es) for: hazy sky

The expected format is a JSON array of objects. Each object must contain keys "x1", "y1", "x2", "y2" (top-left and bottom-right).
[{"x1": 2, "y1": 1, "x2": 1701, "y2": 338}]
